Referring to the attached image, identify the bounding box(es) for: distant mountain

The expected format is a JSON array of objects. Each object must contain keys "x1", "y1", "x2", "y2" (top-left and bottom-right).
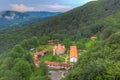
[
  {"x1": 25, "y1": 11, "x2": 62, "y2": 18},
  {"x1": 0, "y1": 11, "x2": 32, "y2": 29},
  {"x1": 0, "y1": 11, "x2": 30, "y2": 19},
  {"x1": 0, "y1": 11, "x2": 61, "y2": 29}
]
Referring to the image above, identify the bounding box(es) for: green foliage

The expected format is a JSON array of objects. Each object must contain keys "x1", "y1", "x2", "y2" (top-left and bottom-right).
[
  {"x1": 39, "y1": 61, "x2": 48, "y2": 76},
  {"x1": 104, "y1": 61, "x2": 120, "y2": 80},
  {"x1": 0, "y1": 0, "x2": 120, "y2": 80},
  {"x1": 30, "y1": 67, "x2": 50, "y2": 80},
  {"x1": 51, "y1": 55, "x2": 57, "y2": 61},
  {"x1": 12, "y1": 60, "x2": 32, "y2": 80},
  {"x1": 37, "y1": 45, "x2": 53, "y2": 51},
  {"x1": 0, "y1": 43, "x2": 35, "y2": 80},
  {"x1": 79, "y1": 59, "x2": 106, "y2": 80},
  {"x1": 40, "y1": 52, "x2": 65, "y2": 62},
  {"x1": 30, "y1": 75, "x2": 49, "y2": 80},
  {"x1": 63, "y1": 31, "x2": 120, "y2": 80},
  {"x1": 21, "y1": 36, "x2": 39, "y2": 50},
  {"x1": 75, "y1": 38, "x2": 89, "y2": 49},
  {"x1": 85, "y1": 40, "x2": 95, "y2": 50},
  {"x1": 28, "y1": 36, "x2": 39, "y2": 48},
  {"x1": 39, "y1": 35, "x2": 50, "y2": 45},
  {"x1": 64, "y1": 69, "x2": 80, "y2": 80},
  {"x1": 0, "y1": 0, "x2": 120, "y2": 54},
  {"x1": 107, "y1": 32, "x2": 120, "y2": 47},
  {"x1": 3, "y1": 57, "x2": 14, "y2": 69},
  {"x1": 62, "y1": 39, "x2": 72, "y2": 48},
  {"x1": 0, "y1": 64, "x2": 7, "y2": 78},
  {"x1": 8, "y1": 44, "x2": 26, "y2": 59}
]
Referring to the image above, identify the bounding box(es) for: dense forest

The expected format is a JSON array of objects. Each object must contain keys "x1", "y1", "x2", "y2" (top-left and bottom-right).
[
  {"x1": 62, "y1": 31, "x2": 120, "y2": 80},
  {"x1": 0, "y1": 0, "x2": 120, "y2": 53},
  {"x1": 0, "y1": 0, "x2": 120, "y2": 80},
  {"x1": 0, "y1": 36, "x2": 50, "y2": 80},
  {"x1": 0, "y1": 30, "x2": 119, "y2": 80}
]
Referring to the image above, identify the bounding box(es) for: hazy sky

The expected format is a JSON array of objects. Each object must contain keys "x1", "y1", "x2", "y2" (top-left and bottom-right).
[{"x1": 0, "y1": 0, "x2": 96, "y2": 12}]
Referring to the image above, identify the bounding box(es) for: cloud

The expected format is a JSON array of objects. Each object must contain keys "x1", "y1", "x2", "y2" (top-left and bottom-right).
[
  {"x1": 38, "y1": 4, "x2": 72, "y2": 12},
  {"x1": 86, "y1": 0, "x2": 97, "y2": 2},
  {"x1": 10, "y1": 4, "x2": 71, "y2": 12},
  {"x1": 47, "y1": 4, "x2": 71, "y2": 9},
  {"x1": 10, "y1": 4, "x2": 34, "y2": 12}
]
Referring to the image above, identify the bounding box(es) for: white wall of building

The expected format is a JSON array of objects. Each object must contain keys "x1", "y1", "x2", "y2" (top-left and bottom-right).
[{"x1": 70, "y1": 57, "x2": 77, "y2": 62}]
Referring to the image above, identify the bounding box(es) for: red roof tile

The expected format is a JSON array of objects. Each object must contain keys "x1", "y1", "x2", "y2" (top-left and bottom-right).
[
  {"x1": 54, "y1": 44, "x2": 66, "y2": 51},
  {"x1": 91, "y1": 36, "x2": 97, "y2": 40},
  {"x1": 70, "y1": 46, "x2": 78, "y2": 58}
]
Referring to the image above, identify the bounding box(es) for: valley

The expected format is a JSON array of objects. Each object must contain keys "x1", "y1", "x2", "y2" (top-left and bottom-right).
[{"x1": 0, "y1": 11, "x2": 61, "y2": 29}]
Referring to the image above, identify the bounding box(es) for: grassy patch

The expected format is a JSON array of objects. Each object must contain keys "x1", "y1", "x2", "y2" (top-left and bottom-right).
[
  {"x1": 31, "y1": 44, "x2": 65, "y2": 62},
  {"x1": 55, "y1": 55, "x2": 65, "y2": 62},
  {"x1": 40, "y1": 53, "x2": 53, "y2": 61},
  {"x1": 37, "y1": 45, "x2": 53, "y2": 51},
  {"x1": 40, "y1": 53, "x2": 65, "y2": 62}
]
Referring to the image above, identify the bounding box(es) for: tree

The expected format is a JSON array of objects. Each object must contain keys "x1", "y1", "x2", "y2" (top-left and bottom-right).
[
  {"x1": 62, "y1": 39, "x2": 72, "y2": 48},
  {"x1": 8, "y1": 44, "x2": 26, "y2": 59},
  {"x1": 31, "y1": 36, "x2": 39, "y2": 48},
  {"x1": 0, "y1": 64, "x2": 7, "y2": 78},
  {"x1": 40, "y1": 61, "x2": 48, "y2": 76},
  {"x1": 85, "y1": 41, "x2": 95, "y2": 50},
  {"x1": 21, "y1": 39, "x2": 30, "y2": 50},
  {"x1": 79, "y1": 60, "x2": 106, "y2": 80},
  {"x1": 3, "y1": 57, "x2": 14, "y2": 69},
  {"x1": 21, "y1": 36, "x2": 39, "y2": 50},
  {"x1": 39, "y1": 36, "x2": 50, "y2": 45},
  {"x1": 107, "y1": 31, "x2": 120, "y2": 48},
  {"x1": 12, "y1": 60, "x2": 32, "y2": 80},
  {"x1": 105, "y1": 61, "x2": 120, "y2": 80},
  {"x1": 28, "y1": 36, "x2": 39, "y2": 49},
  {"x1": 75, "y1": 41, "x2": 85, "y2": 49}
]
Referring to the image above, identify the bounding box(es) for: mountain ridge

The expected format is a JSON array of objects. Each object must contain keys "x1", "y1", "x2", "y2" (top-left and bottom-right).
[
  {"x1": 0, "y1": 11, "x2": 62, "y2": 29},
  {"x1": 0, "y1": 0, "x2": 120, "y2": 53}
]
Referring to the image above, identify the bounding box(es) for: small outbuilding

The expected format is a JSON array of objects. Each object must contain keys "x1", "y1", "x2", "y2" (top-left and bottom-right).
[
  {"x1": 70, "y1": 46, "x2": 78, "y2": 63},
  {"x1": 90, "y1": 36, "x2": 97, "y2": 41}
]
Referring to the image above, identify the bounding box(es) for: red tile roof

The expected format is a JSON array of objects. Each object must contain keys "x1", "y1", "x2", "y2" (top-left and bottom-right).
[
  {"x1": 36, "y1": 52, "x2": 44, "y2": 56},
  {"x1": 70, "y1": 46, "x2": 78, "y2": 58},
  {"x1": 90, "y1": 36, "x2": 97, "y2": 40},
  {"x1": 35, "y1": 49, "x2": 50, "y2": 56},
  {"x1": 54, "y1": 44, "x2": 66, "y2": 52},
  {"x1": 33, "y1": 49, "x2": 50, "y2": 66},
  {"x1": 33, "y1": 55, "x2": 40, "y2": 64}
]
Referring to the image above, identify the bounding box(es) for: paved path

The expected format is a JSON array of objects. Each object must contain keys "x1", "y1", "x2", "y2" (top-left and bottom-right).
[
  {"x1": 49, "y1": 70, "x2": 65, "y2": 80},
  {"x1": 65, "y1": 54, "x2": 69, "y2": 63}
]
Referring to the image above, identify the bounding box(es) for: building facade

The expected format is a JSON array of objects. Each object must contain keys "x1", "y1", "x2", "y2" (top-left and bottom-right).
[
  {"x1": 53, "y1": 44, "x2": 66, "y2": 55},
  {"x1": 70, "y1": 46, "x2": 78, "y2": 63}
]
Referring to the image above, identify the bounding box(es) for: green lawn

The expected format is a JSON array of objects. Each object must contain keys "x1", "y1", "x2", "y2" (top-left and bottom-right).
[
  {"x1": 40, "y1": 53, "x2": 53, "y2": 61},
  {"x1": 31, "y1": 44, "x2": 65, "y2": 62},
  {"x1": 37, "y1": 45, "x2": 54, "y2": 51},
  {"x1": 40, "y1": 52, "x2": 65, "y2": 62}
]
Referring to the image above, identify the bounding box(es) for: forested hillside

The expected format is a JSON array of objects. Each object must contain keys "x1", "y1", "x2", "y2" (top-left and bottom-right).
[
  {"x1": 0, "y1": 0, "x2": 120, "y2": 80},
  {"x1": 0, "y1": 0, "x2": 120, "y2": 53},
  {"x1": 62, "y1": 31, "x2": 120, "y2": 80}
]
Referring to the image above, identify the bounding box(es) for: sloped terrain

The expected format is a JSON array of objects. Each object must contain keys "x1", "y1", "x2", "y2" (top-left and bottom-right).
[{"x1": 0, "y1": 0, "x2": 120, "y2": 53}]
